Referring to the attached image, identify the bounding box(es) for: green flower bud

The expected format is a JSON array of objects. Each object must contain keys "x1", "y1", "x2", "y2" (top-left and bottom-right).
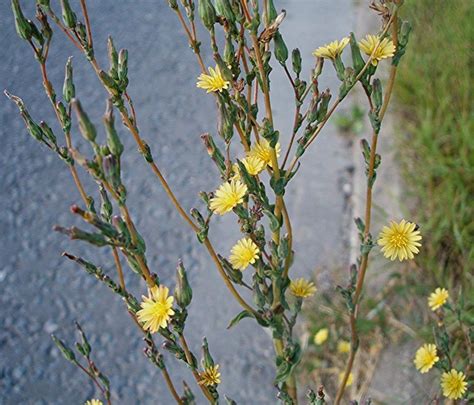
[
  {"x1": 98, "y1": 70, "x2": 120, "y2": 96},
  {"x1": 11, "y1": 0, "x2": 32, "y2": 40},
  {"x1": 349, "y1": 32, "x2": 365, "y2": 74},
  {"x1": 201, "y1": 337, "x2": 214, "y2": 369},
  {"x1": 198, "y1": 0, "x2": 216, "y2": 31},
  {"x1": 316, "y1": 90, "x2": 331, "y2": 123},
  {"x1": 107, "y1": 36, "x2": 119, "y2": 79},
  {"x1": 372, "y1": 78, "x2": 383, "y2": 113},
  {"x1": 291, "y1": 48, "x2": 302, "y2": 76},
  {"x1": 63, "y1": 57, "x2": 75, "y2": 103},
  {"x1": 224, "y1": 35, "x2": 235, "y2": 65},
  {"x1": 73, "y1": 99, "x2": 97, "y2": 142},
  {"x1": 334, "y1": 55, "x2": 345, "y2": 81},
  {"x1": 215, "y1": 0, "x2": 235, "y2": 23},
  {"x1": 174, "y1": 260, "x2": 193, "y2": 308},
  {"x1": 39, "y1": 121, "x2": 56, "y2": 145},
  {"x1": 273, "y1": 32, "x2": 288, "y2": 64},
  {"x1": 60, "y1": 0, "x2": 77, "y2": 29},
  {"x1": 103, "y1": 101, "x2": 124, "y2": 157}
]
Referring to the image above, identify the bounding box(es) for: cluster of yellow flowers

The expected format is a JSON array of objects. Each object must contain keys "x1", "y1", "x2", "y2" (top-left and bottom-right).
[
  {"x1": 413, "y1": 288, "x2": 467, "y2": 400},
  {"x1": 313, "y1": 34, "x2": 395, "y2": 66}
]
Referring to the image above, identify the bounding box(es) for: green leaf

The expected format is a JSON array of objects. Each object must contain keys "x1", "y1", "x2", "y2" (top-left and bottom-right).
[{"x1": 227, "y1": 310, "x2": 254, "y2": 329}]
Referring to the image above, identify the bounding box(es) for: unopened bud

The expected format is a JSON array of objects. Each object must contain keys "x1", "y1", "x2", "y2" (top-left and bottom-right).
[
  {"x1": 215, "y1": 0, "x2": 235, "y2": 23},
  {"x1": 107, "y1": 37, "x2": 119, "y2": 79},
  {"x1": 63, "y1": 57, "x2": 75, "y2": 103},
  {"x1": 273, "y1": 31, "x2": 288, "y2": 64},
  {"x1": 175, "y1": 260, "x2": 193, "y2": 308},
  {"x1": 73, "y1": 99, "x2": 97, "y2": 142},
  {"x1": 201, "y1": 337, "x2": 214, "y2": 369},
  {"x1": 60, "y1": 0, "x2": 77, "y2": 29},
  {"x1": 198, "y1": 0, "x2": 216, "y2": 31},
  {"x1": 292, "y1": 48, "x2": 302, "y2": 76},
  {"x1": 11, "y1": 0, "x2": 32, "y2": 40},
  {"x1": 103, "y1": 101, "x2": 124, "y2": 156}
]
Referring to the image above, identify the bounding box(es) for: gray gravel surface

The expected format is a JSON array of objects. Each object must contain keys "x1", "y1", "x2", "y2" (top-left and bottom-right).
[{"x1": 0, "y1": 1, "x2": 353, "y2": 404}]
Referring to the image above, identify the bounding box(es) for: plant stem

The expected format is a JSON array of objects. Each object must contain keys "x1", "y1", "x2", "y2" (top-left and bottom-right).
[
  {"x1": 334, "y1": 12, "x2": 399, "y2": 404},
  {"x1": 285, "y1": 8, "x2": 399, "y2": 177},
  {"x1": 179, "y1": 334, "x2": 215, "y2": 403}
]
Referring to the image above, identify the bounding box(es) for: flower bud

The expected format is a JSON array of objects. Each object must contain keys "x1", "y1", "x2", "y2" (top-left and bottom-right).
[
  {"x1": 118, "y1": 49, "x2": 128, "y2": 84},
  {"x1": 107, "y1": 37, "x2": 119, "y2": 79},
  {"x1": 60, "y1": 0, "x2": 77, "y2": 29},
  {"x1": 63, "y1": 57, "x2": 75, "y2": 103},
  {"x1": 99, "y1": 70, "x2": 120, "y2": 96},
  {"x1": 201, "y1": 337, "x2": 214, "y2": 369},
  {"x1": 72, "y1": 99, "x2": 97, "y2": 142},
  {"x1": 215, "y1": 0, "x2": 235, "y2": 23},
  {"x1": 273, "y1": 32, "x2": 288, "y2": 64},
  {"x1": 291, "y1": 48, "x2": 302, "y2": 76},
  {"x1": 372, "y1": 78, "x2": 383, "y2": 113},
  {"x1": 174, "y1": 260, "x2": 193, "y2": 309},
  {"x1": 39, "y1": 121, "x2": 56, "y2": 145},
  {"x1": 349, "y1": 32, "x2": 365, "y2": 74},
  {"x1": 103, "y1": 101, "x2": 124, "y2": 157},
  {"x1": 56, "y1": 101, "x2": 71, "y2": 133},
  {"x1": 51, "y1": 335, "x2": 76, "y2": 363},
  {"x1": 198, "y1": 0, "x2": 216, "y2": 32},
  {"x1": 11, "y1": 0, "x2": 32, "y2": 40},
  {"x1": 315, "y1": 90, "x2": 331, "y2": 123}
]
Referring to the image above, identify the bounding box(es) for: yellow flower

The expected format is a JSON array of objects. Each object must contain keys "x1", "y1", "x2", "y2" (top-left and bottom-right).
[
  {"x1": 248, "y1": 139, "x2": 281, "y2": 168},
  {"x1": 314, "y1": 328, "x2": 329, "y2": 345},
  {"x1": 231, "y1": 156, "x2": 266, "y2": 181},
  {"x1": 289, "y1": 278, "x2": 317, "y2": 298},
  {"x1": 313, "y1": 37, "x2": 350, "y2": 60},
  {"x1": 229, "y1": 237, "x2": 260, "y2": 270},
  {"x1": 338, "y1": 371, "x2": 354, "y2": 387},
  {"x1": 359, "y1": 34, "x2": 396, "y2": 66},
  {"x1": 413, "y1": 344, "x2": 439, "y2": 373},
  {"x1": 85, "y1": 400, "x2": 102, "y2": 405},
  {"x1": 199, "y1": 364, "x2": 221, "y2": 386},
  {"x1": 209, "y1": 179, "x2": 247, "y2": 215},
  {"x1": 441, "y1": 369, "x2": 468, "y2": 400},
  {"x1": 337, "y1": 340, "x2": 351, "y2": 354},
  {"x1": 196, "y1": 66, "x2": 230, "y2": 93},
  {"x1": 137, "y1": 285, "x2": 175, "y2": 333},
  {"x1": 377, "y1": 219, "x2": 422, "y2": 261},
  {"x1": 428, "y1": 288, "x2": 449, "y2": 311}
]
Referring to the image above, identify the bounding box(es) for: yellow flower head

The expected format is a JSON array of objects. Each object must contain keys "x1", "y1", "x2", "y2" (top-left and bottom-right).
[
  {"x1": 338, "y1": 371, "x2": 354, "y2": 387},
  {"x1": 196, "y1": 66, "x2": 230, "y2": 93},
  {"x1": 137, "y1": 285, "x2": 175, "y2": 333},
  {"x1": 85, "y1": 400, "x2": 103, "y2": 405},
  {"x1": 229, "y1": 237, "x2": 260, "y2": 270},
  {"x1": 428, "y1": 288, "x2": 449, "y2": 311},
  {"x1": 359, "y1": 34, "x2": 396, "y2": 66},
  {"x1": 248, "y1": 139, "x2": 281, "y2": 168},
  {"x1": 441, "y1": 369, "x2": 468, "y2": 400},
  {"x1": 413, "y1": 344, "x2": 439, "y2": 373},
  {"x1": 289, "y1": 278, "x2": 317, "y2": 298},
  {"x1": 231, "y1": 156, "x2": 266, "y2": 181},
  {"x1": 377, "y1": 219, "x2": 422, "y2": 261},
  {"x1": 314, "y1": 328, "x2": 329, "y2": 345},
  {"x1": 209, "y1": 179, "x2": 248, "y2": 215},
  {"x1": 337, "y1": 340, "x2": 351, "y2": 354},
  {"x1": 199, "y1": 364, "x2": 221, "y2": 386},
  {"x1": 313, "y1": 37, "x2": 350, "y2": 60}
]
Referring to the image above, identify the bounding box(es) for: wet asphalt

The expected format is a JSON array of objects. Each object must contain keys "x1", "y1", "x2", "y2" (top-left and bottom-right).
[{"x1": 0, "y1": 1, "x2": 353, "y2": 403}]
